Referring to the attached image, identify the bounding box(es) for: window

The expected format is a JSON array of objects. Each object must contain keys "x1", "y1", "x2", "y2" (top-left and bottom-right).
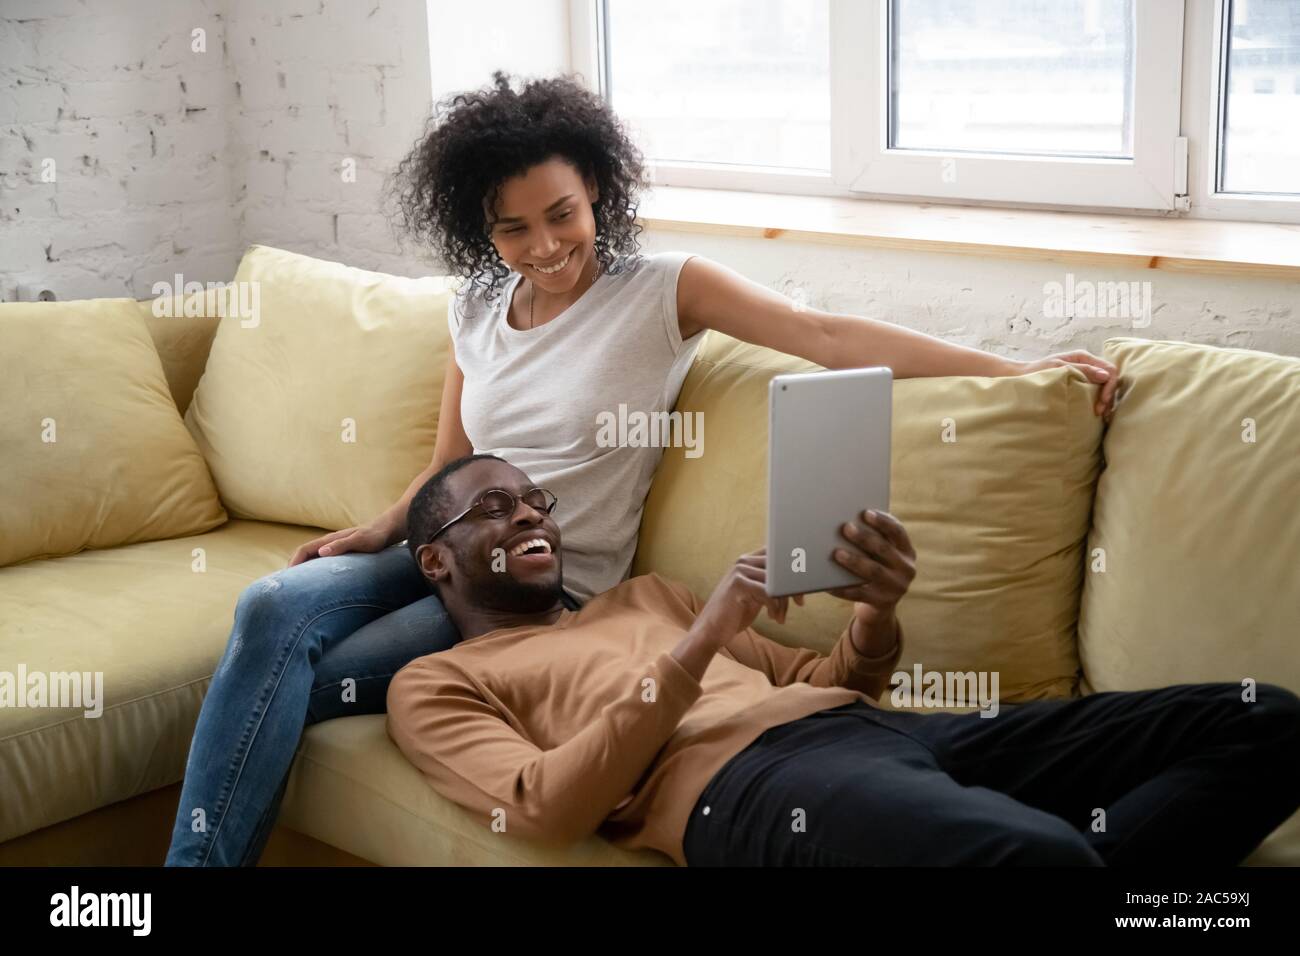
[
  {"x1": 571, "y1": 0, "x2": 1300, "y2": 220},
  {"x1": 842, "y1": 0, "x2": 1183, "y2": 210},
  {"x1": 603, "y1": 0, "x2": 830, "y2": 173},
  {"x1": 888, "y1": 1, "x2": 1135, "y2": 158},
  {"x1": 1217, "y1": 0, "x2": 1300, "y2": 195}
]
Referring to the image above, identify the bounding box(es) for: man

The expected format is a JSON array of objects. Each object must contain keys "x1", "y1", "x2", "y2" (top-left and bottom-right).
[{"x1": 386, "y1": 453, "x2": 1300, "y2": 866}]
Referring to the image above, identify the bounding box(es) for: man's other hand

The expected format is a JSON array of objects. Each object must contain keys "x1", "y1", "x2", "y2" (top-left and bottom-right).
[{"x1": 696, "y1": 549, "x2": 805, "y2": 644}]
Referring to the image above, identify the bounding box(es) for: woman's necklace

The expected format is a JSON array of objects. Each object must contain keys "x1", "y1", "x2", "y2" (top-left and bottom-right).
[{"x1": 527, "y1": 258, "x2": 596, "y2": 330}]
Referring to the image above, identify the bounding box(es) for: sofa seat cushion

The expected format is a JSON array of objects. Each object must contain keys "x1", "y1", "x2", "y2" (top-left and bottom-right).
[
  {"x1": 0, "y1": 519, "x2": 321, "y2": 843},
  {"x1": 275, "y1": 709, "x2": 1295, "y2": 866},
  {"x1": 279, "y1": 714, "x2": 671, "y2": 866}
]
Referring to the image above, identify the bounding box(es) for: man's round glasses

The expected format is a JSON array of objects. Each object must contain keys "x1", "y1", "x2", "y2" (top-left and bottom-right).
[{"x1": 430, "y1": 487, "x2": 558, "y2": 541}]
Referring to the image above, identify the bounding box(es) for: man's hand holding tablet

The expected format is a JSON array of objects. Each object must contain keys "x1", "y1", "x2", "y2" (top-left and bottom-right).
[
  {"x1": 829, "y1": 508, "x2": 915, "y2": 658},
  {"x1": 670, "y1": 366, "x2": 908, "y2": 678},
  {"x1": 671, "y1": 513, "x2": 913, "y2": 679}
]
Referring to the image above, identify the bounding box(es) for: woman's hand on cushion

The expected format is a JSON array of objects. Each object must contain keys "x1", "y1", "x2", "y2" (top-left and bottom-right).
[
  {"x1": 288, "y1": 524, "x2": 395, "y2": 567},
  {"x1": 1013, "y1": 350, "x2": 1120, "y2": 421}
]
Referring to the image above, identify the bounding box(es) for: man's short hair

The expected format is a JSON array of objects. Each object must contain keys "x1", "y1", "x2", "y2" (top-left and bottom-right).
[{"x1": 406, "y1": 453, "x2": 507, "y2": 566}]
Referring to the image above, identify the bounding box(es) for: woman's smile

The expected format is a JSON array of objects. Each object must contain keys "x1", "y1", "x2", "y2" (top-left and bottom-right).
[{"x1": 531, "y1": 250, "x2": 573, "y2": 276}]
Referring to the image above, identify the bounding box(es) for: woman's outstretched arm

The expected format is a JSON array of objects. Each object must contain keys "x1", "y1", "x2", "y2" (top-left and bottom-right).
[{"x1": 675, "y1": 255, "x2": 1119, "y2": 419}]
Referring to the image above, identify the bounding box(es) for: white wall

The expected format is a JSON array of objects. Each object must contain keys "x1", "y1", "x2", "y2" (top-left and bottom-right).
[
  {"x1": 224, "y1": 0, "x2": 441, "y2": 277},
  {"x1": 0, "y1": 0, "x2": 573, "y2": 299},
  {"x1": 1, "y1": 0, "x2": 1296, "y2": 358},
  {"x1": 0, "y1": 0, "x2": 237, "y2": 301}
]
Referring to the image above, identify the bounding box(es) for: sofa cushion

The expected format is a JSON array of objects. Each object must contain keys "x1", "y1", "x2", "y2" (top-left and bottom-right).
[
  {"x1": 1080, "y1": 339, "x2": 1300, "y2": 696},
  {"x1": 278, "y1": 715, "x2": 670, "y2": 866},
  {"x1": 0, "y1": 298, "x2": 227, "y2": 568},
  {"x1": 0, "y1": 519, "x2": 321, "y2": 843},
  {"x1": 633, "y1": 331, "x2": 1104, "y2": 703},
  {"x1": 184, "y1": 244, "x2": 459, "y2": 530}
]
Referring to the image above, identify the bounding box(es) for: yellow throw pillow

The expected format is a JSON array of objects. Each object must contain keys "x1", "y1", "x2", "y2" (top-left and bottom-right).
[
  {"x1": 1080, "y1": 338, "x2": 1300, "y2": 695},
  {"x1": 184, "y1": 245, "x2": 459, "y2": 530},
  {"x1": 0, "y1": 299, "x2": 227, "y2": 567},
  {"x1": 634, "y1": 332, "x2": 1103, "y2": 703}
]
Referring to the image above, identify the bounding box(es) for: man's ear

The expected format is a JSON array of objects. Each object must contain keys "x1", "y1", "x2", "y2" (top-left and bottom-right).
[{"x1": 415, "y1": 542, "x2": 451, "y2": 588}]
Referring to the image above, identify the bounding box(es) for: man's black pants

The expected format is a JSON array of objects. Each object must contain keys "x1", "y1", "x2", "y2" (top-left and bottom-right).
[{"x1": 682, "y1": 682, "x2": 1300, "y2": 866}]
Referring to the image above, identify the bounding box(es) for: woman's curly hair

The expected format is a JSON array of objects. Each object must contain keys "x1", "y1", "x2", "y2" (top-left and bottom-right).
[{"x1": 387, "y1": 71, "x2": 646, "y2": 302}]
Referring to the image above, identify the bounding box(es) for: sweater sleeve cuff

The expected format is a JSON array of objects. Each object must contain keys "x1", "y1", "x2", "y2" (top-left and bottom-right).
[
  {"x1": 845, "y1": 619, "x2": 905, "y2": 678},
  {"x1": 653, "y1": 650, "x2": 705, "y2": 712}
]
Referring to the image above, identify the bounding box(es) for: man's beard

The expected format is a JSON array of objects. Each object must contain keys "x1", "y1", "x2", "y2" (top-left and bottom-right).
[{"x1": 458, "y1": 547, "x2": 564, "y2": 614}]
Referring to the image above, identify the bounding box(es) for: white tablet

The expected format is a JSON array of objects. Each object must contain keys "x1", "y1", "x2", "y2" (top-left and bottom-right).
[{"x1": 766, "y1": 367, "x2": 893, "y2": 598}]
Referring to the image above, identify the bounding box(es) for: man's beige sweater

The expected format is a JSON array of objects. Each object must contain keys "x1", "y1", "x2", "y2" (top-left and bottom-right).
[{"x1": 386, "y1": 572, "x2": 904, "y2": 865}]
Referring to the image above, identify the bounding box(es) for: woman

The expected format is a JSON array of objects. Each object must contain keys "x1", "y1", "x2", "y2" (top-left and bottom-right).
[{"x1": 166, "y1": 71, "x2": 1118, "y2": 865}]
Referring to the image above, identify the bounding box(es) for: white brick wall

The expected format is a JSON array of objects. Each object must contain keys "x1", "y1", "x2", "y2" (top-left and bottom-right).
[
  {"x1": 1, "y1": 0, "x2": 237, "y2": 301},
  {"x1": 224, "y1": 0, "x2": 440, "y2": 276},
  {"x1": 0, "y1": 0, "x2": 439, "y2": 301},
  {"x1": 1, "y1": 0, "x2": 1295, "y2": 357}
]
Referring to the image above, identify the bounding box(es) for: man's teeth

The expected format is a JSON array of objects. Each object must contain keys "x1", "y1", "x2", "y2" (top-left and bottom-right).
[
  {"x1": 534, "y1": 253, "x2": 570, "y2": 275},
  {"x1": 508, "y1": 538, "x2": 553, "y2": 557}
]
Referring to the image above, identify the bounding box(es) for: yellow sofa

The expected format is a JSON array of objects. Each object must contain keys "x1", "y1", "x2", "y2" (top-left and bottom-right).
[{"x1": 2, "y1": 247, "x2": 1297, "y2": 867}]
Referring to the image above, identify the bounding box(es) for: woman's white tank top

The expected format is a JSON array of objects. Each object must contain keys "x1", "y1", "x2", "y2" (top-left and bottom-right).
[{"x1": 449, "y1": 252, "x2": 705, "y2": 603}]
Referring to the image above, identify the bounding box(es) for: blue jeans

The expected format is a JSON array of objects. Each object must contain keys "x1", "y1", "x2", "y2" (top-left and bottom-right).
[
  {"x1": 167, "y1": 542, "x2": 583, "y2": 866},
  {"x1": 683, "y1": 683, "x2": 1300, "y2": 865}
]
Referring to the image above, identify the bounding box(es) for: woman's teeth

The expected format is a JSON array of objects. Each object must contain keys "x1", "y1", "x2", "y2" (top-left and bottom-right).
[{"x1": 534, "y1": 253, "x2": 570, "y2": 275}]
